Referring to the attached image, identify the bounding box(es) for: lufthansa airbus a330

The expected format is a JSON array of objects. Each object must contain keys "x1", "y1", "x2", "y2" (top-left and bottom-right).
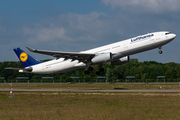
[{"x1": 6, "y1": 31, "x2": 176, "y2": 74}]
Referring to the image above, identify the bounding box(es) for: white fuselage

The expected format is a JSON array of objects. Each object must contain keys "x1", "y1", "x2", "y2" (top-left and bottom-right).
[{"x1": 24, "y1": 31, "x2": 176, "y2": 74}]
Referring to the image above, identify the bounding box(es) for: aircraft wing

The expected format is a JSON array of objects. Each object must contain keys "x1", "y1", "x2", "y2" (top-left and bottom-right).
[{"x1": 26, "y1": 46, "x2": 95, "y2": 63}]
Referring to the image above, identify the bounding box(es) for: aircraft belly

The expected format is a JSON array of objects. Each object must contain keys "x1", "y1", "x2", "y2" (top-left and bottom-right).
[
  {"x1": 30, "y1": 60, "x2": 72, "y2": 73},
  {"x1": 50, "y1": 60, "x2": 86, "y2": 73}
]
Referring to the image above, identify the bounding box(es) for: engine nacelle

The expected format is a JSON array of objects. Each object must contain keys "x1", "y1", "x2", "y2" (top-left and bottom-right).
[
  {"x1": 111, "y1": 56, "x2": 130, "y2": 65},
  {"x1": 91, "y1": 52, "x2": 113, "y2": 64}
]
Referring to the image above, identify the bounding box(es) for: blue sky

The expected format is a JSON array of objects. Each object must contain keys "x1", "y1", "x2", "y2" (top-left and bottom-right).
[{"x1": 0, "y1": 0, "x2": 180, "y2": 63}]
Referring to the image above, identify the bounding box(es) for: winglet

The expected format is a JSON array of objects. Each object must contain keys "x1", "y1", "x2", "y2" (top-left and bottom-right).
[{"x1": 26, "y1": 46, "x2": 36, "y2": 52}]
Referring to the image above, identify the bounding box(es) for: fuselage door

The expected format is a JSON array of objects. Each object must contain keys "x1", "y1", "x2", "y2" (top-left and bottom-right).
[
  {"x1": 155, "y1": 33, "x2": 161, "y2": 42},
  {"x1": 123, "y1": 41, "x2": 128, "y2": 50}
]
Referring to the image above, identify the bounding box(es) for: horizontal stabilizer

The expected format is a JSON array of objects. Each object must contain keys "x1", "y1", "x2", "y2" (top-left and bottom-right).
[{"x1": 5, "y1": 67, "x2": 33, "y2": 72}]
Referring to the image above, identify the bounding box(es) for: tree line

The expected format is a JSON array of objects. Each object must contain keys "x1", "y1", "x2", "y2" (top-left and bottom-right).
[{"x1": 0, "y1": 59, "x2": 180, "y2": 83}]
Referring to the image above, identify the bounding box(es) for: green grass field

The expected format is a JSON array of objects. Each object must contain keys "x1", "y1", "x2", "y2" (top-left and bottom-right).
[
  {"x1": 1, "y1": 83, "x2": 180, "y2": 119},
  {"x1": 0, "y1": 92, "x2": 180, "y2": 120}
]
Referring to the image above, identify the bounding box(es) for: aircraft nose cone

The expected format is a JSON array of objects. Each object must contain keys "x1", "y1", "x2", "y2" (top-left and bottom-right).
[{"x1": 171, "y1": 33, "x2": 176, "y2": 39}]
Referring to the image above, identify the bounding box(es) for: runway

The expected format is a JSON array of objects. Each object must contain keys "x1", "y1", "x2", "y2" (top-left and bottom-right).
[{"x1": 1, "y1": 89, "x2": 180, "y2": 93}]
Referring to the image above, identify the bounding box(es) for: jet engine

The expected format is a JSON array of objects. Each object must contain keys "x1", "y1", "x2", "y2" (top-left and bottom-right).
[
  {"x1": 111, "y1": 56, "x2": 130, "y2": 65},
  {"x1": 91, "y1": 52, "x2": 113, "y2": 64}
]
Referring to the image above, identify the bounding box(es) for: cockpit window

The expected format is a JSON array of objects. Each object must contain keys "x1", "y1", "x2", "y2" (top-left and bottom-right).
[{"x1": 165, "y1": 32, "x2": 171, "y2": 35}]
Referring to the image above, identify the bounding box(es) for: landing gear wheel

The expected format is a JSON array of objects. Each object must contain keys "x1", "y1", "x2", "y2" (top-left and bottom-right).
[
  {"x1": 96, "y1": 71, "x2": 100, "y2": 75},
  {"x1": 159, "y1": 51, "x2": 162, "y2": 54},
  {"x1": 158, "y1": 46, "x2": 162, "y2": 54},
  {"x1": 84, "y1": 71, "x2": 89, "y2": 75},
  {"x1": 99, "y1": 68, "x2": 104, "y2": 72},
  {"x1": 88, "y1": 67, "x2": 93, "y2": 71}
]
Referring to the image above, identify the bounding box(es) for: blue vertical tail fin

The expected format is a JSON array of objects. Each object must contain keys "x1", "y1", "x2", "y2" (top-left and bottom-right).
[{"x1": 14, "y1": 47, "x2": 43, "y2": 68}]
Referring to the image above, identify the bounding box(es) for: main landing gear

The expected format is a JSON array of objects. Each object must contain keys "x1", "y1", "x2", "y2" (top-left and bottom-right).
[
  {"x1": 84, "y1": 67, "x2": 93, "y2": 75},
  {"x1": 96, "y1": 68, "x2": 104, "y2": 75},
  {"x1": 84, "y1": 66, "x2": 104, "y2": 75},
  {"x1": 158, "y1": 46, "x2": 163, "y2": 54}
]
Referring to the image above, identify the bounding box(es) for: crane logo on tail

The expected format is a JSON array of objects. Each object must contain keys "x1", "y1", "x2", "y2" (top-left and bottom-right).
[{"x1": 20, "y1": 52, "x2": 28, "y2": 62}]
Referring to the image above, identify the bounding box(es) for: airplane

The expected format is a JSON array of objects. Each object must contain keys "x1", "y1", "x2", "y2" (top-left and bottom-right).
[{"x1": 5, "y1": 31, "x2": 176, "y2": 74}]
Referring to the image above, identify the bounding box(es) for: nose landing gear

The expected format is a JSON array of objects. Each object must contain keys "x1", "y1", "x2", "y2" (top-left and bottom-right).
[{"x1": 158, "y1": 47, "x2": 163, "y2": 54}]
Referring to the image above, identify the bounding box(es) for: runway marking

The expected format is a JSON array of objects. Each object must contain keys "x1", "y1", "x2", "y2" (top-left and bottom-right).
[{"x1": 1, "y1": 89, "x2": 180, "y2": 93}]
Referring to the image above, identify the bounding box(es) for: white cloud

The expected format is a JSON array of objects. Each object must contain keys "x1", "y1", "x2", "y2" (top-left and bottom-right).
[
  {"x1": 22, "y1": 12, "x2": 120, "y2": 44},
  {"x1": 22, "y1": 25, "x2": 68, "y2": 43},
  {"x1": 102, "y1": 0, "x2": 180, "y2": 13}
]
